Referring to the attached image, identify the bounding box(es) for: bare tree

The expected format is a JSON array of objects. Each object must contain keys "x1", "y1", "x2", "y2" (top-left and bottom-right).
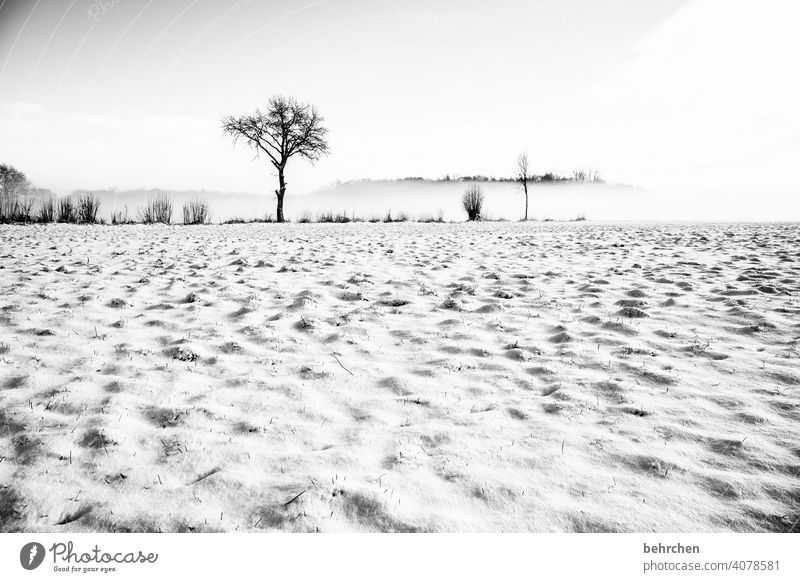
[
  {"x1": 221, "y1": 96, "x2": 329, "y2": 222},
  {"x1": 516, "y1": 151, "x2": 531, "y2": 221},
  {"x1": 0, "y1": 164, "x2": 31, "y2": 222}
]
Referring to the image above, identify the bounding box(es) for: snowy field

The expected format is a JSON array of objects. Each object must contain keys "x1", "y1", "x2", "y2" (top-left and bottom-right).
[{"x1": 1, "y1": 221, "x2": 798, "y2": 532}]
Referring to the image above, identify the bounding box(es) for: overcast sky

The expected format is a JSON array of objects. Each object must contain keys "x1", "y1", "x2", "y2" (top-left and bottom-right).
[{"x1": 0, "y1": 0, "x2": 798, "y2": 216}]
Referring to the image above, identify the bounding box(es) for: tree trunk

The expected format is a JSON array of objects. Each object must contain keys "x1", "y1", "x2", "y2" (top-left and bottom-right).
[
  {"x1": 275, "y1": 166, "x2": 286, "y2": 222},
  {"x1": 523, "y1": 182, "x2": 529, "y2": 221}
]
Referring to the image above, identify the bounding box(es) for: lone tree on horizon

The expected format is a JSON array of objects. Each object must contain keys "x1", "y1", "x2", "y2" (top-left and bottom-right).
[
  {"x1": 515, "y1": 151, "x2": 531, "y2": 221},
  {"x1": 222, "y1": 96, "x2": 329, "y2": 222}
]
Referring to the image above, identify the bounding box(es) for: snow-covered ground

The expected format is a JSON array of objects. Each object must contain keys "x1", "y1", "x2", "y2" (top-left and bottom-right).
[{"x1": 1, "y1": 222, "x2": 798, "y2": 532}]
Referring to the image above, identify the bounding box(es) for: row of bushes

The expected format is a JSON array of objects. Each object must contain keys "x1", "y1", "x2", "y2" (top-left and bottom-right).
[
  {"x1": 293, "y1": 209, "x2": 447, "y2": 224},
  {"x1": 111, "y1": 194, "x2": 211, "y2": 225},
  {"x1": 3, "y1": 185, "x2": 569, "y2": 225},
  {"x1": 1, "y1": 193, "x2": 103, "y2": 224},
  {"x1": 2, "y1": 193, "x2": 212, "y2": 225}
]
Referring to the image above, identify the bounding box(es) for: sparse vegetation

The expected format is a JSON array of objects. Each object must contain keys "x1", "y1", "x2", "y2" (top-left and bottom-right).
[
  {"x1": 418, "y1": 208, "x2": 445, "y2": 223},
  {"x1": 318, "y1": 210, "x2": 352, "y2": 223},
  {"x1": 37, "y1": 196, "x2": 55, "y2": 223},
  {"x1": 57, "y1": 197, "x2": 76, "y2": 223},
  {"x1": 138, "y1": 193, "x2": 173, "y2": 224},
  {"x1": 221, "y1": 213, "x2": 276, "y2": 225},
  {"x1": 8, "y1": 197, "x2": 35, "y2": 222},
  {"x1": 572, "y1": 167, "x2": 603, "y2": 183},
  {"x1": 382, "y1": 210, "x2": 409, "y2": 223},
  {"x1": 76, "y1": 193, "x2": 101, "y2": 223},
  {"x1": 182, "y1": 198, "x2": 210, "y2": 225},
  {"x1": 462, "y1": 184, "x2": 484, "y2": 221},
  {"x1": 111, "y1": 205, "x2": 134, "y2": 225},
  {"x1": 2, "y1": 165, "x2": 608, "y2": 228},
  {"x1": 297, "y1": 210, "x2": 362, "y2": 223}
]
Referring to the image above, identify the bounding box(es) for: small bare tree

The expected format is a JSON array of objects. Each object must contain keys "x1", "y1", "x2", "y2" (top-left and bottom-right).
[
  {"x1": 222, "y1": 96, "x2": 329, "y2": 222},
  {"x1": 462, "y1": 184, "x2": 484, "y2": 221},
  {"x1": 516, "y1": 151, "x2": 531, "y2": 221}
]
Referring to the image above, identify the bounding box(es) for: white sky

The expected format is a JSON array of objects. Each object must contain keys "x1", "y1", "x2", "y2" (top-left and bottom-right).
[{"x1": 0, "y1": 0, "x2": 798, "y2": 218}]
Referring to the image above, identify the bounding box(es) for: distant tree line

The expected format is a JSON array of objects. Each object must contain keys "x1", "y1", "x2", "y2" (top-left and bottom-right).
[{"x1": 348, "y1": 169, "x2": 604, "y2": 184}]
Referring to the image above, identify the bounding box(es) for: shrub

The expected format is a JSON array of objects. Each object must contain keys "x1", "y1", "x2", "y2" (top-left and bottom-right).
[
  {"x1": 2, "y1": 197, "x2": 35, "y2": 222},
  {"x1": 22, "y1": 198, "x2": 35, "y2": 222},
  {"x1": 462, "y1": 184, "x2": 484, "y2": 221},
  {"x1": 37, "y1": 196, "x2": 55, "y2": 223},
  {"x1": 247, "y1": 213, "x2": 276, "y2": 223},
  {"x1": 318, "y1": 210, "x2": 351, "y2": 223},
  {"x1": 221, "y1": 213, "x2": 276, "y2": 224},
  {"x1": 57, "y1": 197, "x2": 76, "y2": 222},
  {"x1": 418, "y1": 208, "x2": 445, "y2": 223},
  {"x1": 139, "y1": 193, "x2": 173, "y2": 224},
  {"x1": 0, "y1": 197, "x2": 34, "y2": 222},
  {"x1": 383, "y1": 210, "x2": 409, "y2": 223},
  {"x1": 111, "y1": 205, "x2": 135, "y2": 225},
  {"x1": 297, "y1": 211, "x2": 313, "y2": 223},
  {"x1": 76, "y1": 193, "x2": 101, "y2": 223},
  {"x1": 182, "y1": 198, "x2": 210, "y2": 225}
]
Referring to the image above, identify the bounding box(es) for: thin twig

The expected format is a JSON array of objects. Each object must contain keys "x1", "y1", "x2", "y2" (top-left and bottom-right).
[
  {"x1": 283, "y1": 489, "x2": 307, "y2": 507},
  {"x1": 330, "y1": 353, "x2": 353, "y2": 375}
]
